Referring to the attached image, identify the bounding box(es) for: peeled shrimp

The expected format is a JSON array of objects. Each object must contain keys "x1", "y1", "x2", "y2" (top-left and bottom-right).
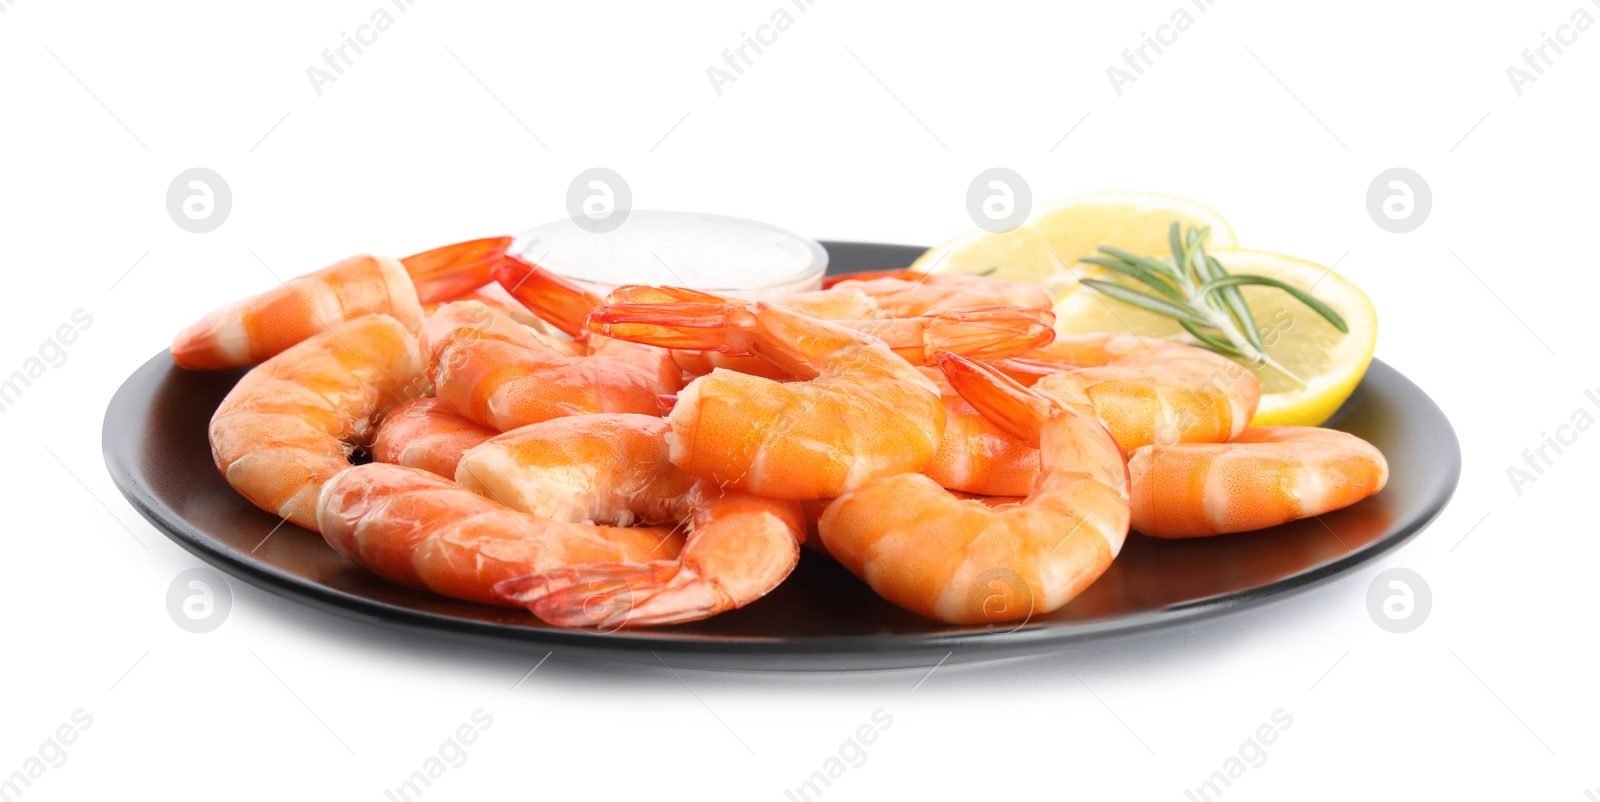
[
  {"x1": 370, "y1": 397, "x2": 498, "y2": 479},
  {"x1": 501, "y1": 490, "x2": 805, "y2": 627},
  {"x1": 491, "y1": 257, "x2": 694, "y2": 366},
  {"x1": 460, "y1": 414, "x2": 805, "y2": 626},
  {"x1": 915, "y1": 367, "x2": 1039, "y2": 496},
  {"x1": 817, "y1": 353, "x2": 1130, "y2": 624},
  {"x1": 992, "y1": 333, "x2": 1261, "y2": 456},
  {"x1": 209, "y1": 315, "x2": 422, "y2": 530},
  {"x1": 454, "y1": 413, "x2": 695, "y2": 527},
  {"x1": 587, "y1": 289, "x2": 946, "y2": 500},
  {"x1": 915, "y1": 334, "x2": 1258, "y2": 497},
  {"x1": 1127, "y1": 426, "x2": 1389, "y2": 538},
  {"x1": 171, "y1": 237, "x2": 510, "y2": 370},
  {"x1": 422, "y1": 290, "x2": 545, "y2": 330},
  {"x1": 316, "y1": 463, "x2": 684, "y2": 607},
  {"x1": 419, "y1": 300, "x2": 680, "y2": 432},
  {"x1": 604, "y1": 285, "x2": 1055, "y2": 380},
  {"x1": 822, "y1": 269, "x2": 1053, "y2": 315}
]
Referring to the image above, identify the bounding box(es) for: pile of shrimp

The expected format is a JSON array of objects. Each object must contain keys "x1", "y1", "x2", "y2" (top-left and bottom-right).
[{"x1": 174, "y1": 237, "x2": 1388, "y2": 627}]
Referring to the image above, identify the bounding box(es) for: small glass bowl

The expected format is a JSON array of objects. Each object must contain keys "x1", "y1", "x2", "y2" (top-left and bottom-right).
[{"x1": 511, "y1": 210, "x2": 827, "y2": 301}]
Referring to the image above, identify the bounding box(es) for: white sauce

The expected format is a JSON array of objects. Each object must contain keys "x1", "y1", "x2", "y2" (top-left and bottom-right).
[{"x1": 513, "y1": 211, "x2": 827, "y2": 300}]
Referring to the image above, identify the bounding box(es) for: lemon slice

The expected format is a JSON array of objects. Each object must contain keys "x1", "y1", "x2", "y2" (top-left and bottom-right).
[
  {"x1": 910, "y1": 191, "x2": 1237, "y2": 298},
  {"x1": 1053, "y1": 249, "x2": 1378, "y2": 427}
]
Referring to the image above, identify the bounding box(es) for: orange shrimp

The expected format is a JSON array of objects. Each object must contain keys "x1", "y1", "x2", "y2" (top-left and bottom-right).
[
  {"x1": 208, "y1": 315, "x2": 422, "y2": 530},
  {"x1": 816, "y1": 353, "x2": 1130, "y2": 624},
  {"x1": 421, "y1": 290, "x2": 546, "y2": 330},
  {"x1": 454, "y1": 413, "x2": 695, "y2": 527},
  {"x1": 821, "y1": 269, "x2": 1053, "y2": 315},
  {"x1": 316, "y1": 463, "x2": 684, "y2": 607},
  {"x1": 459, "y1": 414, "x2": 805, "y2": 626},
  {"x1": 491, "y1": 254, "x2": 685, "y2": 385},
  {"x1": 172, "y1": 255, "x2": 423, "y2": 370},
  {"x1": 171, "y1": 237, "x2": 510, "y2": 370},
  {"x1": 370, "y1": 397, "x2": 498, "y2": 479},
  {"x1": 500, "y1": 490, "x2": 805, "y2": 627},
  {"x1": 916, "y1": 334, "x2": 1257, "y2": 497},
  {"x1": 1127, "y1": 426, "x2": 1388, "y2": 537},
  {"x1": 587, "y1": 289, "x2": 946, "y2": 500},
  {"x1": 915, "y1": 367, "x2": 1039, "y2": 496},
  {"x1": 991, "y1": 333, "x2": 1260, "y2": 456},
  {"x1": 399, "y1": 235, "x2": 514, "y2": 304},
  {"x1": 419, "y1": 301, "x2": 680, "y2": 432},
  {"x1": 604, "y1": 285, "x2": 1055, "y2": 380}
]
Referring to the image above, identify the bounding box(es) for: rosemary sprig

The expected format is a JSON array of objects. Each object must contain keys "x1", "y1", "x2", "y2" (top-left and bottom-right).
[{"x1": 1079, "y1": 223, "x2": 1347, "y2": 389}]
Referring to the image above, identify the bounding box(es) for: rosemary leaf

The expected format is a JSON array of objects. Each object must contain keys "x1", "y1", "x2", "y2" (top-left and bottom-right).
[
  {"x1": 1168, "y1": 223, "x2": 1187, "y2": 276},
  {"x1": 1079, "y1": 279, "x2": 1212, "y2": 326},
  {"x1": 1179, "y1": 318, "x2": 1246, "y2": 358},
  {"x1": 1198, "y1": 275, "x2": 1349, "y2": 333},
  {"x1": 1097, "y1": 246, "x2": 1183, "y2": 282},
  {"x1": 1206, "y1": 255, "x2": 1267, "y2": 353},
  {"x1": 1080, "y1": 256, "x2": 1186, "y2": 302}
]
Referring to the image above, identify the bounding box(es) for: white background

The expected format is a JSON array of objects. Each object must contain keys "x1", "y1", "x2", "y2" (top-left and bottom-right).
[{"x1": 2, "y1": 1, "x2": 1597, "y2": 799}]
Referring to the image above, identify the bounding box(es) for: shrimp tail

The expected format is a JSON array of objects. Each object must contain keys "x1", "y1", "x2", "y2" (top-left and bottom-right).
[
  {"x1": 983, "y1": 357, "x2": 1064, "y2": 386},
  {"x1": 888, "y1": 306, "x2": 1055, "y2": 362},
  {"x1": 935, "y1": 351, "x2": 1056, "y2": 446},
  {"x1": 587, "y1": 290, "x2": 760, "y2": 352},
  {"x1": 497, "y1": 562, "x2": 722, "y2": 628},
  {"x1": 497, "y1": 491, "x2": 804, "y2": 627},
  {"x1": 399, "y1": 236, "x2": 514, "y2": 304},
  {"x1": 492, "y1": 254, "x2": 605, "y2": 338}
]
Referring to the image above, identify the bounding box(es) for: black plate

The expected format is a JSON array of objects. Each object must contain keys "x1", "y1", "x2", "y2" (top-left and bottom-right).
[{"x1": 103, "y1": 241, "x2": 1460, "y2": 671}]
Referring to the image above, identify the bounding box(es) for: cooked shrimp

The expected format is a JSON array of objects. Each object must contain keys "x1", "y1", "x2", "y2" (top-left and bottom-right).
[
  {"x1": 915, "y1": 367, "x2": 1039, "y2": 496},
  {"x1": 822, "y1": 269, "x2": 1053, "y2": 315},
  {"x1": 460, "y1": 414, "x2": 806, "y2": 626},
  {"x1": 491, "y1": 254, "x2": 685, "y2": 382},
  {"x1": 454, "y1": 413, "x2": 694, "y2": 527},
  {"x1": 420, "y1": 301, "x2": 680, "y2": 432},
  {"x1": 778, "y1": 286, "x2": 881, "y2": 320},
  {"x1": 370, "y1": 397, "x2": 498, "y2": 479},
  {"x1": 316, "y1": 463, "x2": 684, "y2": 607},
  {"x1": 991, "y1": 333, "x2": 1260, "y2": 456},
  {"x1": 171, "y1": 237, "x2": 509, "y2": 370},
  {"x1": 817, "y1": 353, "x2": 1130, "y2": 624},
  {"x1": 1127, "y1": 426, "x2": 1388, "y2": 538},
  {"x1": 587, "y1": 289, "x2": 946, "y2": 499},
  {"x1": 209, "y1": 315, "x2": 421, "y2": 530},
  {"x1": 602, "y1": 285, "x2": 1055, "y2": 380},
  {"x1": 422, "y1": 289, "x2": 545, "y2": 330},
  {"x1": 499, "y1": 489, "x2": 805, "y2": 627},
  {"x1": 917, "y1": 334, "x2": 1260, "y2": 497},
  {"x1": 490, "y1": 254, "x2": 603, "y2": 340},
  {"x1": 399, "y1": 235, "x2": 513, "y2": 304},
  {"x1": 172, "y1": 255, "x2": 423, "y2": 370}
]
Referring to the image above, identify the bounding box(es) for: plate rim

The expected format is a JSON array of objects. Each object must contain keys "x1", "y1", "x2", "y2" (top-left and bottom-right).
[{"x1": 103, "y1": 240, "x2": 1461, "y2": 670}]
